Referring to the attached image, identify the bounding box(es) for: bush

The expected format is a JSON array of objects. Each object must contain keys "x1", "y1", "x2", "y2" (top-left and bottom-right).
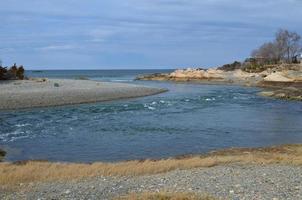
[
  {"x1": 0, "y1": 149, "x2": 6, "y2": 162},
  {"x1": 0, "y1": 63, "x2": 25, "y2": 80},
  {"x1": 218, "y1": 61, "x2": 242, "y2": 71}
]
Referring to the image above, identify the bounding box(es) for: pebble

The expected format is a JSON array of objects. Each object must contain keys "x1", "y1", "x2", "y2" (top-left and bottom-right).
[
  {"x1": 1, "y1": 164, "x2": 301, "y2": 200},
  {"x1": 64, "y1": 189, "x2": 71, "y2": 194}
]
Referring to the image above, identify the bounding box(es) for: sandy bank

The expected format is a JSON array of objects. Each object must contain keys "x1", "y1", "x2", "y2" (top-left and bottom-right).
[{"x1": 0, "y1": 79, "x2": 167, "y2": 110}]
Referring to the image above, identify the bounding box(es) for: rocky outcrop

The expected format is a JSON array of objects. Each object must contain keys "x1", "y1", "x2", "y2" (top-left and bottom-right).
[
  {"x1": 136, "y1": 63, "x2": 302, "y2": 101},
  {"x1": 259, "y1": 87, "x2": 302, "y2": 101},
  {"x1": 138, "y1": 64, "x2": 301, "y2": 84}
]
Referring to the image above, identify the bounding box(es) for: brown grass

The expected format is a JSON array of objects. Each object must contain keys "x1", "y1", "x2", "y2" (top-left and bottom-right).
[
  {"x1": 0, "y1": 144, "x2": 302, "y2": 185},
  {"x1": 115, "y1": 192, "x2": 216, "y2": 200}
]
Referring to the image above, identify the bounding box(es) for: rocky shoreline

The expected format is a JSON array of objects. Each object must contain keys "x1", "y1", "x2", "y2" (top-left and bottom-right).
[{"x1": 136, "y1": 64, "x2": 302, "y2": 101}]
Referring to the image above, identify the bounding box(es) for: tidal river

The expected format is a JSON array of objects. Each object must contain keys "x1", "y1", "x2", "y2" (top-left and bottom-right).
[{"x1": 1, "y1": 70, "x2": 302, "y2": 162}]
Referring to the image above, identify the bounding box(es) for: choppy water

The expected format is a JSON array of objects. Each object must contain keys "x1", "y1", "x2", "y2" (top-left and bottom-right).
[{"x1": 1, "y1": 70, "x2": 302, "y2": 162}]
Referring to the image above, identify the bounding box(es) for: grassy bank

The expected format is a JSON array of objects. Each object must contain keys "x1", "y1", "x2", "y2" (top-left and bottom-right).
[{"x1": 0, "y1": 144, "x2": 301, "y2": 185}]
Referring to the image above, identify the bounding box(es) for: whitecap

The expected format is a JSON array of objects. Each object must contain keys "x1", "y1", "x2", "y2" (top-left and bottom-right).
[
  {"x1": 0, "y1": 130, "x2": 29, "y2": 142},
  {"x1": 9, "y1": 135, "x2": 30, "y2": 142},
  {"x1": 147, "y1": 106, "x2": 156, "y2": 110},
  {"x1": 151, "y1": 102, "x2": 157, "y2": 105},
  {"x1": 111, "y1": 79, "x2": 127, "y2": 82},
  {"x1": 159, "y1": 100, "x2": 165, "y2": 103},
  {"x1": 15, "y1": 123, "x2": 31, "y2": 127},
  {"x1": 205, "y1": 98, "x2": 215, "y2": 101}
]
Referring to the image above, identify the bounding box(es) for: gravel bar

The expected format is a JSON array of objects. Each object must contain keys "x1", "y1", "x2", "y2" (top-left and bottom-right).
[
  {"x1": 0, "y1": 79, "x2": 167, "y2": 110},
  {"x1": 1, "y1": 164, "x2": 301, "y2": 200}
]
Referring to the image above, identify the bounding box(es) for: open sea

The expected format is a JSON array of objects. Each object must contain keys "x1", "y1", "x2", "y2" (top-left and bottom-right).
[{"x1": 1, "y1": 69, "x2": 302, "y2": 162}]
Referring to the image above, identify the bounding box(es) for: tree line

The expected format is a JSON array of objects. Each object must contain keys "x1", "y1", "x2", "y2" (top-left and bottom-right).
[
  {"x1": 252, "y1": 29, "x2": 302, "y2": 64},
  {"x1": 219, "y1": 29, "x2": 302, "y2": 72}
]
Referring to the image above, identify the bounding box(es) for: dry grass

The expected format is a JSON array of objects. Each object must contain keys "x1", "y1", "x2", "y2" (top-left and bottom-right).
[
  {"x1": 0, "y1": 144, "x2": 302, "y2": 185},
  {"x1": 115, "y1": 192, "x2": 216, "y2": 200}
]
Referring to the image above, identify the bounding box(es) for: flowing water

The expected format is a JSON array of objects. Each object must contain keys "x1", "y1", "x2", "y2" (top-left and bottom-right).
[{"x1": 1, "y1": 70, "x2": 302, "y2": 162}]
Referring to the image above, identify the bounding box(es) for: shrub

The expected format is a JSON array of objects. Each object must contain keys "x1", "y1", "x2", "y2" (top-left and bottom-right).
[
  {"x1": 0, "y1": 64, "x2": 25, "y2": 80},
  {"x1": 218, "y1": 61, "x2": 242, "y2": 71},
  {"x1": 0, "y1": 149, "x2": 6, "y2": 162}
]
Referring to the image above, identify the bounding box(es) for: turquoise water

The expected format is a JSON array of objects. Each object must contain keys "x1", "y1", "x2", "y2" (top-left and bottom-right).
[{"x1": 1, "y1": 70, "x2": 302, "y2": 162}]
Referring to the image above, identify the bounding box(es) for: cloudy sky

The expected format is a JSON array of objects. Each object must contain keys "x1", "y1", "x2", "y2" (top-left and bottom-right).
[{"x1": 1, "y1": 0, "x2": 302, "y2": 69}]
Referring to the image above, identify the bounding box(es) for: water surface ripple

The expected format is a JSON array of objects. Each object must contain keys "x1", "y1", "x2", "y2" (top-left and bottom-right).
[{"x1": 0, "y1": 70, "x2": 302, "y2": 162}]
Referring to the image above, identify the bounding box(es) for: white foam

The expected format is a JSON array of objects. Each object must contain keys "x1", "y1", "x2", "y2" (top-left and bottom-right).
[
  {"x1": 147, "y1": 106, "x2": 156, "y2": 110},
  {"x1": 205, "y1": 98, "x2": 215, "y2": 101},
  {"x1": 15, "y1": 123, "x2": 31, "y2": 127}
]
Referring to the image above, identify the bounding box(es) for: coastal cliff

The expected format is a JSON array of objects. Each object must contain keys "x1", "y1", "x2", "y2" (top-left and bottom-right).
[{"x1": 136, "y1": 63, "x2": 302, "y2": 100}]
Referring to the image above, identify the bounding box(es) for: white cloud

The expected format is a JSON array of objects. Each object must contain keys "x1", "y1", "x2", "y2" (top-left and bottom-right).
[{"x1": 38, "y1": 45, "x2": 77, "y2": 51}]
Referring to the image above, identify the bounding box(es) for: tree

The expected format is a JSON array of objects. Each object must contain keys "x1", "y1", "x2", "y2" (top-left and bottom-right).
[
  {"x1": 275, "y1": 29, "x2": 302, "y2": 62},
  {"x1": 252, "y1": 29, "x2": 302, "y2": 63},
  {"x1": 16, "y1": 65, "x2": 25, "y2": 80},
  {"x1": 251, "y1": 42, "x2": 279, "y2": 64}
]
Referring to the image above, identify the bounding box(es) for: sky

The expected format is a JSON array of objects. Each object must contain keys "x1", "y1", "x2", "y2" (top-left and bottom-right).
[{"x1": 0, "y1": 0, "x2": 302, "y2": 69}]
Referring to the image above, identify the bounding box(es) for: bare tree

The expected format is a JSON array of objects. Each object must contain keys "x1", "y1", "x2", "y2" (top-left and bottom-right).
[
  {"x1": 252, "y1": 29, "x2": 302, "y2": 63},
  {"x1": 275, "y1": 29, "x2": 302, "y2": 62},
  {"x1": 251, "y1": 42, "x2": 279, "y2": 63}
]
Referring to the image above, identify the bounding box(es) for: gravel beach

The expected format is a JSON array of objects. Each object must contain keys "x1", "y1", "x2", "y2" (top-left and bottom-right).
[
  {"x1": 1, "y1": 164, "x2": 301, "y2": 200},
  {"x1": 0, "y1": 79, "x2": 167, "y2": 110}
]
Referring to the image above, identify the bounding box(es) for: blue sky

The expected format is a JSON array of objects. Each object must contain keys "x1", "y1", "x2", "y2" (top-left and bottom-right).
[{"x1": 1, "y1": 0, "x2": 302, "y2": 69}]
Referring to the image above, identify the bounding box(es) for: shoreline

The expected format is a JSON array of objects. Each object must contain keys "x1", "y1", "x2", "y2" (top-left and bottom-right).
[
  {"x1": 136, "y1": 65, "x2": 302, "y2": 101},
  {"x1": 0, "y1": 143, "x2": 301, "y2": 184},
  {"x1": 1, "y1": 144, "x2": 301, "y2": 199},
  {"x1": 0, "y1": 79, "x2": 168, "y2": 110}
]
